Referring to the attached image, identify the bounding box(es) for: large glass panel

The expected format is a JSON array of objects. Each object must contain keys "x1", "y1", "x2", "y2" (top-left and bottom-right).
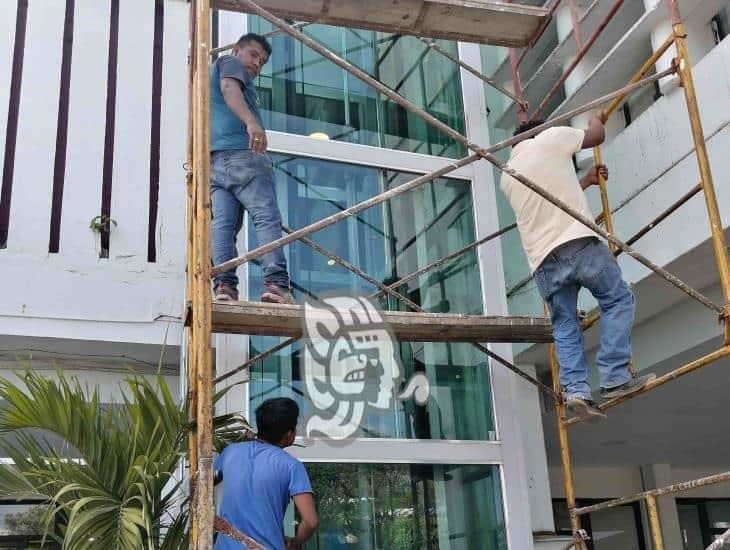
[
  {"x1": 706, "y1": 501, "x2": 730, "y2": 532},
  {"x1": 678, "y1": 503, "x2": 704, "y2": 550},
  {"x1": 245, "y1": 17, "x2": 467, "y2": 158},
  {"x1": 299, "y1": 463, "x2": 506, "y2": 549},
  {"x1": 246, "y1": 154, "x2": 495, "y2": 440}
]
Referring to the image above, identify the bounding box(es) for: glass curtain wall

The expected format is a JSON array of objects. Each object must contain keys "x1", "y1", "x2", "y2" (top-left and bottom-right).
[
  {"x1": 247, "y1": 154, "x2": 495, "y2": 442},
  {"x1": 301, "y1": 463, "x2": 506, "y2": 550},
  {"x1": 247, "y1": 18, "x2": 467, "y2": 158},
  {"x1": 228, "y1": 15, "x2": 509, "y2": 548}
]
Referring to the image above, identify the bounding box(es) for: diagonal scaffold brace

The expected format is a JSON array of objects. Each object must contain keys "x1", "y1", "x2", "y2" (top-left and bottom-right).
[{"x1": 213, "y1": 0, "x2": 721, "y2": 320}]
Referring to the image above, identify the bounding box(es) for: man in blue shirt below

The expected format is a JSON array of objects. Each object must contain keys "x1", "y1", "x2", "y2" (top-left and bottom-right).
[
  {"x1": 215, "y1": 397, "x2": 319, "y2": 549},
  {"x1": 210, "y1": 33, "x2": 294, "y2": 304}
]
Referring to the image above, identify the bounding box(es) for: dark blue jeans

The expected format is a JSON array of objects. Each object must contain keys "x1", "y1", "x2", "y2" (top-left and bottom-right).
[
  {"x1": 535, "y1": 237, "x2": 634, "y2": 400},
  {"x1": 211, "y1": 150, "x2": 289, "y2": 290}
]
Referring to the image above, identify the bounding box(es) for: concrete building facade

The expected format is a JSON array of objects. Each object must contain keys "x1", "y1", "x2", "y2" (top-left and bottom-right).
[{"x1": 0, "y1": 0, "x2": 728, "y2": 548}]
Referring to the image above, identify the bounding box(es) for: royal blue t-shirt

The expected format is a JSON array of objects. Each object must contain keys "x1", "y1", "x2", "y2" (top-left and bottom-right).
[
  {"x1": 210, "y1": 55, "x2": 265, "y2": 152},
  {"x1": 214, "y1": 440, "x2": 313, "y2": 550}
]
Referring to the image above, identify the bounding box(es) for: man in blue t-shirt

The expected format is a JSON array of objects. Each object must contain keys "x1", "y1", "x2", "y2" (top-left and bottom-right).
[
  {"x1": 214, "y1": 398, "x2": 318, "y2": 549},
  {"x1": 210, "y1": 33, "x2": 293, "y2": 304}
]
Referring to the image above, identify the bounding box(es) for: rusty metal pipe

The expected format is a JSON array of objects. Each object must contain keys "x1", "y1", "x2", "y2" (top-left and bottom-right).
[
  {"x1": 210, "y1": 21, "x2": 309, "y2": 55},
  {"x1": 580, "y1": 183, "x2": 703, "y2": 332},
  {"x1": 567, "y1": 0, "x2": 583, "y2": 50},
  {"x1": 420, "y1": 38, "x2": 523, "y2": 105},
  {"x1": 509, "y1": 48, "x2": 528, "y2": 124},
  {"x1": 548, "y1": 328, "x2": 586, "y2": 549},
  {"x1": 214, "y1": 220, "x2": 560, "y2": 400},
  {"x1": 516, "y1": 0, "x2": 562, "y2": 68},
  {"x1": 672, "y1": 16, "x2": 730, "y2": 340},
  {"x1": 191, "y1": 0, "x2": 215, "y2": 546},
  {"x1": 602, "y1": 33, "x2": 675, "y2": 122},
  {"x1": 566, "y1": 346, "x2": 730, "y2": 426},
  {"x1": 707, "y1": 528, "x2": 730, "y2": 550},
  {"x1": 574, "y1": 469, "x2": 730, "y2": 515},
  {"x1": 531, "y1": 0, "x2": 625, "y2": 120}
]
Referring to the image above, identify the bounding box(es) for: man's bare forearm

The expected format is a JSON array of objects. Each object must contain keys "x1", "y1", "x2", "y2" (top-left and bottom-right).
[
  {"x1": 292, "y1": 520, "x2": 317, "y2": 546},
  {"x1": 221, "y1": 78, "x2": 257, "y2": 126}
]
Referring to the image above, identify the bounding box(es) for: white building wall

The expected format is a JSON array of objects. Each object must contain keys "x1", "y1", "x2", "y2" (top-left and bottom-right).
[
  {"x1": 0, "y1": 1, "x2": 553, "y2": 547},
  {"x1": 0, "y1": 0, "x2": 189, "y2": 352}
]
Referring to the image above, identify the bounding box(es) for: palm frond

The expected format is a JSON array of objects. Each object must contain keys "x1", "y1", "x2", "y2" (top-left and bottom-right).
[{"x1": 0, "y1": 368, "x2": 244, "y2": 548}]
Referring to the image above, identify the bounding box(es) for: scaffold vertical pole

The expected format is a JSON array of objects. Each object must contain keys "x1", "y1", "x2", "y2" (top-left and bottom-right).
[
  {"x1": 669, "y1": 0, "x2": 730, "y2": 343},
  {"x1": 191, "y1": 0, "x2": 214, "y2": 547},
  {"x1": 592, "y1": 146, "x2": 615, "y2": 250},
  {"x1": 646, "y1": 495, "x2": 665, "y2": 550},
  {"x1": 591, "y1": 145, "x2": 635, "y2": 374},
  {"x1": 547, "y1": 312, "x2": 585, "y2": 549},
  {"x1": 509, "y1": 48, "x2": 528, "y2": 125},
  {"x1": 186, "y1": 0, "x2": 199, "y2": 545},
  {"x1": 567, "y1": 0, "x2": 583, "y2": 50}
]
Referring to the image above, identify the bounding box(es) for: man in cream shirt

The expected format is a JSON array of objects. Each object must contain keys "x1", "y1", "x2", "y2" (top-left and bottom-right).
[{"x1": 501, "y1": 115, "x2": 654, "y2": 422}]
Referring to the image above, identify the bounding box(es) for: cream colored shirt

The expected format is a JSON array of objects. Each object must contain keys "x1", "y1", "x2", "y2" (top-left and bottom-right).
[{"x1": 500, "y1": 126, "x2": 598, "y2": 272}]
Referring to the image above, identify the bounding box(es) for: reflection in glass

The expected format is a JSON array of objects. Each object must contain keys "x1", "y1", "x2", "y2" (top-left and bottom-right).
[
  {"x1": 301, "y1": 463, "x2": 506, "y2": 550},
  {"x1": 247, "y1": 18, "x2": 467, "y2": 158},
  {"x1": 247, "y1": 154, "x2": 494, "y2": 441}
]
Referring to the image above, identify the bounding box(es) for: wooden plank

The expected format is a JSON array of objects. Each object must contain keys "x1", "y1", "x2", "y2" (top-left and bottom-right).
[
  {"x1": 209, "y1": 300, "x2": 554, "y2": 343},
  {"x1": 213, "y1": 0, "x2": 549, "y2": 47}
]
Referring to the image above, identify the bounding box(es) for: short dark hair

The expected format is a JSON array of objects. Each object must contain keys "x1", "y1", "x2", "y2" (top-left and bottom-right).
[
  {"x1": 255, "y1": 397, "x2": 299, "y2": 443},
  {"x1": 513, "y1": 119, "x2": 546, "y2": 137},
  {"x1": 236, "y1": 32, "x2": 272, "y2": 57}
]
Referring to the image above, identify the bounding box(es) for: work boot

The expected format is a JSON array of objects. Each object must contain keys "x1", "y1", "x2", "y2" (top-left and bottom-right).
[
  {"x1": 600, "y1": 373, "x2": 656, "y2": 400},
  {"x1": 566, "y1": 397, "x2": 606, "y2": 423},
  {"x1": 214, "y1": 283, "x2": 239, "y2": 302},
  {"x1": 261, "y1": 283, "x2": 295, "y2": 305}
]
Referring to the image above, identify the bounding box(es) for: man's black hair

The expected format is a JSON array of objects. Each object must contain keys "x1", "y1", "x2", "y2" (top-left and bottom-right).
[
  {"x1": 255, "y1": 397, "x2": 299, "y2": 444},
  {"x1": 236, "y1": 32, "x2": 272, "y2": 57},
  {"x1": 513, "y1": 119, "x2": 546, "y2": 137}
]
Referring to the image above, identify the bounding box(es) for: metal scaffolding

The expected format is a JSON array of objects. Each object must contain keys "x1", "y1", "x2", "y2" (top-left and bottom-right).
[{"x1": 185, "y1": 0, "x2": 730, "y2": 547}]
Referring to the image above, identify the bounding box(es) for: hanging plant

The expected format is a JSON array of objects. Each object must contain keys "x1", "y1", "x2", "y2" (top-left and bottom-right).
[{"x1": 89, "y1": 215, "x2": 117, "y2": 234}]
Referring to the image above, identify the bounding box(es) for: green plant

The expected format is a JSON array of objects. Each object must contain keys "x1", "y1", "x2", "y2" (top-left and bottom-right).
[
  {"x1": 89, "y1": 215, "x2": 117, "y2": 234},
  {"x1": 0, "y1": 370, "x2": 252, "y2": 549}
]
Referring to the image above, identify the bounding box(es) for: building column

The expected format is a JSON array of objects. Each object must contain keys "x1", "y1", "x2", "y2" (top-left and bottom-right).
[
  {"x1": 641, "y1": 0, "x2": 716, "y2": 95},
  {"x1": 640, "y1": 464, "x2": 683, "y2": 549},
  {"x1": 517, "y1": 363, "x2": 556, "y2": 534},
  {"x1": 459, "y1": 41, "x2": 538, "y2": 549},
  {"x1": 642, "y1": 0, "x2": 680, "y2": 93},
  {"x1": 555, "y1": 3, "x2": 599, "y2": 164}
]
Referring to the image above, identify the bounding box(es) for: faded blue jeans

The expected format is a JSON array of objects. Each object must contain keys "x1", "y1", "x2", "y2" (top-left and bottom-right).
[
  {"x1": 534, "y1": 237, "x2": 634, "y2": 401},
  {"x1": 211, "y1": 150, "x2": 289, "y2": 290}
]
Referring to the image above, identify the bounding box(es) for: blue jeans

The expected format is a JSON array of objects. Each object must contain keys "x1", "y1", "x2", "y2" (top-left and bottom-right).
[
  {"x1": 211, "y1": 150, "x2": 289, "y2": 290},
  {"x1": 534, "y1": 237, "x2": 634, "y2": 400}
]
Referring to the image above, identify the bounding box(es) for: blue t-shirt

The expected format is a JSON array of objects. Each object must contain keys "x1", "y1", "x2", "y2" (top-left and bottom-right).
[
  {"x1": 210, "y1": 55, "x2": 265, "y2": 152},
  {"x1": 214, "y1": 440, "x2": 313, "y2": 550}
]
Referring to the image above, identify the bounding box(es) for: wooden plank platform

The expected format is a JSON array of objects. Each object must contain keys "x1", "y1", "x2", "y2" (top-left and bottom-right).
[
  {"x1": 208, "y1": 300, "x2": 554, "y2": 343},
  {"x1": 213, "y1": 0, "x2": 550, "y2": 47}
]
